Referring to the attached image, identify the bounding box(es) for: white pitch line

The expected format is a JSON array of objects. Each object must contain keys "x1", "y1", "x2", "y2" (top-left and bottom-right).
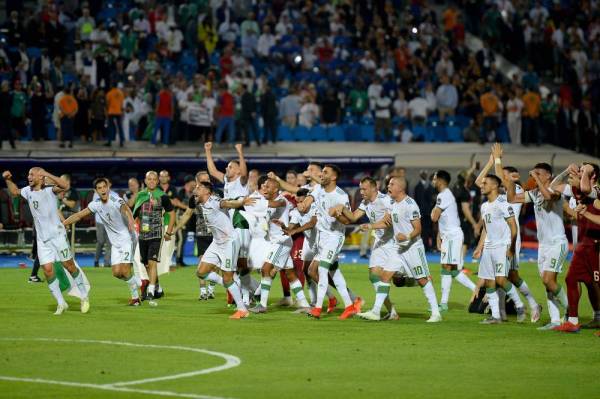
[
  {"x1": 0, "y1": 376, "x2": 231, "y2": 399},
  {"x1": 0, "y1": 338, "x2": 241, "y2": 399}
]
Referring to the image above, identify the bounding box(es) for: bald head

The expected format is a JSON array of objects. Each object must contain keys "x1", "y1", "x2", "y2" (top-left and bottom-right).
[
  {"x1": 145, "y1": 171, "x2": 158, "y2": 190},
  {"x1": 387, "y1": 176, "x2": 407, "y2": 198}
]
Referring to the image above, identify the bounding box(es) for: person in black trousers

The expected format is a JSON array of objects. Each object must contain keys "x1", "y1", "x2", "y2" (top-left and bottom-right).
[
  {"x1": 260, "y1": 82, "x2": 278, "y2": 144},
  {"x1": 239, "y1": 84, "x2": 261, "y2": 146},
  {"x1": 0, "y1": 81, "x2": 16, "y2": 149},
  {"x1": 30, "y1": 83, "x2": 48, "y2": 141}
]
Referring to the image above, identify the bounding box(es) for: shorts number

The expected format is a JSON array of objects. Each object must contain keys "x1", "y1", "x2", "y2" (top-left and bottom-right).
[
  {"x1": 123, "y1": 251, "x2": 130, "y2": 261},
  {"x1": 225, "y1": 259, "x2": 231, "y2": 268},
  {"x1": 413, "y1": 266, "x2": 423, "y2": 275},
  {"x1": 327, "y1": 250, "x2": 334, "y2": 259},
  {"x1": 594, "y1": 271, "x2": 599, "y2": 282},
  {"x1": 267, "y1": 252, "x2": 273, "y2": 260},
  {"x1": 60, "y1": 248, "x2": 70, "y2": 259},
  {"x1": 550, "y1": 258, "x2": 558, "y2": 270},
  {"x1": 496, "y1": 263, "x2": 503, "y2": 273},
  {"x1": 441, "y1": 252, "x2": 446, "y2": 259}
]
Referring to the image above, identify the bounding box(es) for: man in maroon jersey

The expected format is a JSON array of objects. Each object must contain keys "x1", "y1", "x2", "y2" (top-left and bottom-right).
[{"x1": 553, "y1": 163, "x2": 600, "y2": 332}]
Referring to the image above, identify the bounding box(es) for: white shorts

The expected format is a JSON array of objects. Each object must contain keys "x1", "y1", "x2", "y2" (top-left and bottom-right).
[
  {"x1": 248, "y1": 237, "x2": 270, "y2": 270},
  {"x1": 440, "y1": 233, "x2": 463, "y2": 267},
  {"x1": 37, "y1": 231, "x2": 72, "y2": 265},
  {"x1": 316, "y1": 232, "x2": 345, "y2": 265},
  {"x1": 236, "y1": 228, "x2": 250, "y2": 258},
  {"x1": 111, "y1": 239, "x2": 135, "y2": 266},
  {"x1": 301, "y1": 238, "x2": 317, "y2": 262},
  {"x1": 267, "y1": 237, "x2": 293, "y2": 269},
  {"x1": 509, "y1": 235, "x2": 521, "y2": 271},
  {"x1": 479, "y1": 246, "x2": 509, "y2": 280},
  {"x1": 398, "y1": 244, "x2": 430, "y2": 279},
  {"x1": 538, "y1": 240, "x2": 569, "y2": 275},
  {"x1": 370, "y1": 241, "x2": 400, "y2": 272},
  {"x1": 201, "y1": 239, "x2": 239, "y2": 272}
]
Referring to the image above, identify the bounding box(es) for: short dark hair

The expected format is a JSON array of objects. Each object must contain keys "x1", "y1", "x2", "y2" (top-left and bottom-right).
[
  {"x1": 503, "y1": 166, "x2": 519, "y2": 174},
  {"x1": 583, "y1": 162, "x2": 600, "y2": 179},
  {"x1": 435, "y1": 170, "x2": 451, "y2": 184},
  {"x1": 257, "y1": 175, "x2": 269, "y2": 188},
  {"x1": 286, "y1": 170, "x2": 297, "y2": 177},
  {"x1": 296, "y1": 188, "x2": 310, "y2": 197},
  {"x1": 485, "y1": 174, "x2": 502, "y2": 187},
  {"x1": 93, "y1": 177, "x2": 109, "y2": 188},
  {"x1": 534, "y1": 163, "x2": 552, "y2": 175},
  {"x1": 360, "y1": 176, "x2": 377, "y2": 187},
  {"x1": 324, "y1": 164, "x2": 341, "y2": 178},
  {"x1": 308, "y1": 161, "x2": 323, "y2": 169},
  {"x1": 198, "y1": 181, "x2": 213, "y2": 192}
]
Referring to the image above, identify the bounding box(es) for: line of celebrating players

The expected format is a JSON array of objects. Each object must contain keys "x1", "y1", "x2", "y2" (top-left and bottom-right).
[{"x1": 3, "y1": 142, "x2": 600, "y2": 333}]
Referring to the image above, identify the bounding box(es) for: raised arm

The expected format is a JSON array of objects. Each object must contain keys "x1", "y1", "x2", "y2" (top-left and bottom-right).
[
  {"x1": 41, "y1": 169, "x2": 70, "y2": 193},
  {"x1": 530, "y1": 170, "x2": 559, "y2": 201},
  {"x1": 204, "y1": 142, "x2": 225, "y2": 183},
  {"x1": 2, "y1": 171, "x2": 21, "y2": 197},
  {"x1": 63, "y1": 208, "x2": 92, "y2": 227},
  {"x1": 550, "y1": 167, "x2": 570, "y2": 195},
  {"x1": 235, "y1": 143, "x2": 248, "y2": 185},
  {"x1": 475, "y1": 153, "x2": 494, "y2": 189},
  {"x1": 268, "y1": 172, "x2": 299, "y2": 194},
  {"x1": 220, "y1": 196, "x2": 257, "y2": 209},
  {"x1": 580, "y1": 164, "x2": 595, "y2": 195}
]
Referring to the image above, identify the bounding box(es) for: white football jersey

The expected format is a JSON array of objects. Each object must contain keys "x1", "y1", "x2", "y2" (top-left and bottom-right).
[
  {"x1": 267, "y1": 193, "x2": 291, "y2": 242},
  {"x1": 93, "y1": 190, "x2": 120, "y2": 224},
  {"x1": 359, "y1": 192, "x2": 394, "y2": 243},
  {"x1": 200, "y1": 195, "x2": 235, "y2": 244},
  {"x1": 88, "y1": 195, "x2": 131, "y2": 244},
  {"x1": 435, "y1": 188, "x2": 462, "y2": 236},
  {"x1": 310, "y1": 184, "x2": 350, "y2": 237},
  {"x1": 525, "y1": 189, "x2": 566, "y2": 245},
  {"x1": 481, "y1": 196, "x2": 514, "y2": 248},
  {"x1": 21, "y1": 186, "x2": 65, "y2": 242},
  {"x1": 500, "y1": 184, "x2": 523, "y2": 233},
  {"x1": 224, "y1": 175, "x2": 249, "y2": 220},
  {"x1": 389, "y1": 195, "x2": 423, "y2": 249},
  {"x1": 290, "y1": 203, "x2": 317, "y2": 245},
  {"x1": 240, "y1": 191, "x2": 269, "y2": 239}
]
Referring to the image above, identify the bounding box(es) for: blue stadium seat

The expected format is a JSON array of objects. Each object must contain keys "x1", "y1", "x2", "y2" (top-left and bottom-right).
[
  {"x1": 344, "y1": 124, "x2": 361, "y2": 141},
  {"x1": 360, "y1": 124, "x2": 375, "y2": 142},
  {"x1": 496, "y1": 122, "x2": 510, "y2": 143},
  {"x1": 446, "y1": 125, "x2": 463, "y2": 142},
  {"x1": 412, "y1": 125, "x2": 431, "y2": 142},
  {"x1": 428, "y1": 120, "x2": 447, "y2": 142},
  {"x1": 277, "y1": 125, "x2": 294, "y2": 141},
  {"x1": 295, "y1": 126, "x2": 310, "y2": 141},
  {"x1": 27, "y1": 47, "x2": 41, "y2": 59},
  {"x1": 327, "y1": 125, "x2": 345, "y2": 141},
  {"x1": 310, "y1": 125, "x2": 326, "y2": 141}
]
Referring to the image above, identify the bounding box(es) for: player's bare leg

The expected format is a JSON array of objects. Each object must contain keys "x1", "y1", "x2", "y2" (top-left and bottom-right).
[
  {"x1": 508, "y1": 269, "x2": 541, "y2": 322},
  {"x1": 439, "y1": 264, "x2": 476, "y2": 312},
  {"x1": 112, "y1": 263, "x2": 141, "y2": 305}
]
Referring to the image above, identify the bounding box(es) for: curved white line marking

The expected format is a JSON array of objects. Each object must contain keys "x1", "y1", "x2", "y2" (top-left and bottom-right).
[{"x1": 0, "y1": 338, "x2": 241, "y2": 399}]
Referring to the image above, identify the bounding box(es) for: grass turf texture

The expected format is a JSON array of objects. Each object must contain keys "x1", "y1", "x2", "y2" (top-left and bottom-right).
[{"x1": 0, "y1": 262, "x2": 597, "y2": 399}]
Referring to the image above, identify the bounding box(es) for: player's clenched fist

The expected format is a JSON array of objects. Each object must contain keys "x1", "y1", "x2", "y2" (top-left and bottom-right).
[{"x1": 2, "y1": 171, "x2": 12, "y2": 180}]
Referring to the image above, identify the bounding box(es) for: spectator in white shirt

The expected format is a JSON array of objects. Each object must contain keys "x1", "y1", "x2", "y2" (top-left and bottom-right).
[
  {"x1": 393, "y1": 89, "x2": 408, "y2": 118},
  {"x1": 257, "y1": 25, "x2": 275, "y2": 58},
  {"x1": 506, "y1": 87, "x2": 524, "y2": 145},
  {"x1": 374, "y1": 91, "x2": 392, "y2": 141},
  {"x1": 435, "y1": 75, "x2": 458, "y2": 121},
  {"x1": 367, "y1": 76, "x2": 383, "y2": 111},
  {"x1": 298, "y1": 95, "x2": 319, "y2": 128},
  {"x1": 408, "y1": 95, "x2": 429, "y2": 125}
]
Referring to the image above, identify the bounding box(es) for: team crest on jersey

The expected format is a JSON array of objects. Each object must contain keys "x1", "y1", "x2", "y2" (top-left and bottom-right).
[
  {"x1": 393, "y1": 214, "x2": 399, "y2": 223},
  {"x1": 508, "y1": 207, "x2": 514, "y2": 216},
  {"x1": 412, "y1": 211, "x2": 419, "y2": 219},
  {"x1": 436, "y1": 198, "x2": 441, "y2": 205},
  {"x1": 498, "y1": 197, "x2": 506, "y2": 202}
]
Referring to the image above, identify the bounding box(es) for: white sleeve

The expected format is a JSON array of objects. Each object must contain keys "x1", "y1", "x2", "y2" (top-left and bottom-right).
[
  {"x1": 503, "y1": 203, "x2": 515, "y2": 220},
  {"x1": 524, "y1": 190, "x2": 533, "y2": 204},
  {"x1": 435, "y1": 193, "x2": 448, "y2": 210},
  {"x1": 20, "y1": 186, "x2": 29, "y2": 200},
  {"x1": 358, "y1": 201, "x2": 367, "y2": 212},
  {"x1": 88, "y1": 201, "x2": 98, "y2": 214},
  {"x1": 409, "y1": 203, "x2": 421, "y2": 220},
  {"x1": 289, "y1": 209, "x2": 301, "y2": 225},
  {"x1": 562, "y1": 185, "x2": 573, "y2": 198}
]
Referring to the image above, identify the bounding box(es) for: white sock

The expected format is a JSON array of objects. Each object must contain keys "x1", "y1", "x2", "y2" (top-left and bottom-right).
[
  {"x1": 226, "y1": 281, "x2": 246, "y2": 311},
  {"x1": 241, "y1": 288, "x2": 250, "y2": 306},
  {"x1": 308, "y1": 280, "x2": 317, "y2": 304},
  {"x1": 504, "y1": 283, "x2": 524, "y2": 309},
  {"x1": 568, "y1": 316, "x2": 579, "y2": 325},
  {"x1": 290, "y1": 279, "x2": 309, "y2": 307},
  {"x1": 205, "y1": 272, "x2": 223, "y2": 286},
  {"x1": 331, "y1": 269, "x2": 353, "y2": 307},
  {"x1": 48, "y1": 279, "x2": 66, "y2": 305},
  {"x1": 148, "y1": 284, "x2": 155, "y2": 296},
  {"x1": 259, "y1": 277, "x2": 272, "y2": 308},
  {"x1": 72, "y1": 269, "x2": 89, "y2": 299},
  {"x1": 372, "y1": 282, "x2": 390, "y2": 314},
  {"x1": 315, "y1": 267, "x2": 329, "y2": 309},
  {"x1": 516, "y1": 280, "x2": 538, "y2": 310},
  {"x1": 126, "y1": 276, "x2": 140, "y2": 300},
  {"x1": 455, "y1": 272, "x2": 476, "y2": 291},
  {"x1": 208, "y1": 283, "x2": 215, "y2": 294},
  {"x1": 200, "y1": 286, "x2": 207, "y2": 296},
  {"x1": 488, "y1": 290, "x2": 500, "y2": 319},
  {"x1": 547, "y1": 292, "x2": 561, "y2": 323},
  {"x1": 422, "y1": 281, "x2": 440, "y2": 316},
  {"x1": 440, "y1": 274, "x2": 452, "y2": 304},
  {"x1": 497, "y1": 288, "x2": 507, "y2": 319}
]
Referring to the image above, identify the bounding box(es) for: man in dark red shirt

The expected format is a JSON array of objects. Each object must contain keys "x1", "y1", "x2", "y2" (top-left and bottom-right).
[
  {"x1": 152, "y1": 84, "x2": 174, "y2": 146},
  {"x1": 215, "y1": 81, "x2": 236, "y2": 144},
  {"x1": 555, "y1": 164, "x2": 600, "y2": 332}
]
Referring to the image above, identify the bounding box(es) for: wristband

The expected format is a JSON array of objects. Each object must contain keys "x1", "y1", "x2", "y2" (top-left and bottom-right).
[{"x1": 494, "y1": 158, "x2": 501, "y2": 165}]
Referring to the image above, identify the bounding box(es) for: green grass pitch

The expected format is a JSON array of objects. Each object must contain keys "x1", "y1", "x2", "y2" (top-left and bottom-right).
[{"x1": 0, "y1": 262, "x2": 597, "y2": 399}]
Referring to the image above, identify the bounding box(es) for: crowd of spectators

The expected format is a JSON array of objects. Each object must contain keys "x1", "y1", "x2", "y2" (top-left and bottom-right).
[{"x1": 0, "y1": 0, "x2": 596, "y2": 155}]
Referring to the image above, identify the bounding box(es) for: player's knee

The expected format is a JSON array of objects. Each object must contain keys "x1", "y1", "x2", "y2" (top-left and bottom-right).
[{"x1": 197, "y1": 270, "x2": 209, "y2": 280}]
